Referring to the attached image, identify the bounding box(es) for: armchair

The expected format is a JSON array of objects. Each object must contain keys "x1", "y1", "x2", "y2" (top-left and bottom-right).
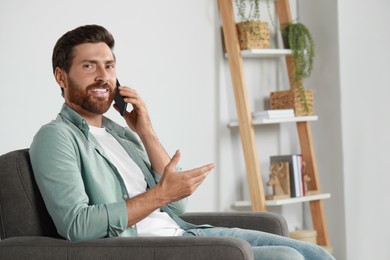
[{"x1": 0, "y1": 149, "x2": 288, "y2": 260}]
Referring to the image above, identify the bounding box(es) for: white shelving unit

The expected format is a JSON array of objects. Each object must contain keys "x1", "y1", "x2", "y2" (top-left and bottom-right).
[{"x1": 218, "y1": 0, "x2": 331, "y2": 247}]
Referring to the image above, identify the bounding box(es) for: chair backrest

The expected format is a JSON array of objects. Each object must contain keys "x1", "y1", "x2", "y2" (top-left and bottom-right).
[{"x1": 0, "y1": 149, "x2": 60, "y2": 239}]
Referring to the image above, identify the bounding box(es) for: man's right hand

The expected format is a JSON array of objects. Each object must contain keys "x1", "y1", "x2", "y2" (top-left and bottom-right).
[{"x1": 157, "y1": 150, "x2": 214, "y2": 203}]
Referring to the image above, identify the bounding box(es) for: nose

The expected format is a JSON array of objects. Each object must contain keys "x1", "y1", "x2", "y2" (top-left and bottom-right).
[{"x1": 95, "y1": 67, "x2": 109, "y2": 84}]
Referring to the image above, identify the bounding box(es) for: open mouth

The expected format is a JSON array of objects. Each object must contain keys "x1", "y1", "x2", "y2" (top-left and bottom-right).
[
  {"x1": 90, "y1": 88, "x2": 108, "y2": 93},
  {"x1": 89, "y1": 88, "x2": 110, "y2": 98}
]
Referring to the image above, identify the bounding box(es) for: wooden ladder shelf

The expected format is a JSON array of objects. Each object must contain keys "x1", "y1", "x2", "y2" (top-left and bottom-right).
[{"x1": 218, "y1": 0, "x2": 330, "y2": 247}]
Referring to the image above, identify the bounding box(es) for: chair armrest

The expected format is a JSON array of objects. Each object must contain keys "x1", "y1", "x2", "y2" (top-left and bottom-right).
[
  {"x1": 181, "y1": 212, "x2": 288, "y2": 237},
  {"x1": 0, "y1": 236, "x2": 254, "y2": 260},
  {"x1": 0, "y1": 212, "x2": 287, "y2": 260}
]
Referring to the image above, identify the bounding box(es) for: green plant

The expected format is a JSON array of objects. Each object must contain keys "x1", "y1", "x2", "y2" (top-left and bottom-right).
[
  {"x1": 282, "y1": 22, "x2": 315, "y2": 111},
  {"x1": 235, "y1": 0, "x2": 273, "y2": 23},
  {"x1": 235, "y1": 0, "x2": 261, "y2": 22}
]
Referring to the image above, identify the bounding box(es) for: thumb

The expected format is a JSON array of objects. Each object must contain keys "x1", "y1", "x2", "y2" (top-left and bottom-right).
[{"x1": 166, "y1": 150, "x2": 181, "y2": 171}]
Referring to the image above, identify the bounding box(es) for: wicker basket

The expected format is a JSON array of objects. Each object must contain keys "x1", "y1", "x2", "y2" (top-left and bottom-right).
[
  {"x1": 236, "y1": 21, "x2": 270, "y2": 50},
  {"x1": 270, "y1": 89, "x2": 314, "y2": 116}
]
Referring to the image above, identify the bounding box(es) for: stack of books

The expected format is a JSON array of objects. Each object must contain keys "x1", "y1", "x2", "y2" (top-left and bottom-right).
[
  {"x1": 270, "y1": 154, "x2": 305, "y2": 198},
  {"x1": 252, "y1": 109, "x2": 294, "y2": 120}
]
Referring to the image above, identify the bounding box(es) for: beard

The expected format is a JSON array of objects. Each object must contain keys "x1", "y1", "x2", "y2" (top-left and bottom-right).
[{"x1": 66, "y1": 77, "x2": 115, "y2": 115}]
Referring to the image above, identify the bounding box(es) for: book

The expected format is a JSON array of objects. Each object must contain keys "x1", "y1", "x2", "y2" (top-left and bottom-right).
[
  {"x1": 252, "y1": 109, "x2": 294, "y2": 119},
  {"x1": 270, "y1": 154, "x2": 303, "y2": 198},
  {"x1": 295, "y1": 154, "x2": 304, "y2": 197}
]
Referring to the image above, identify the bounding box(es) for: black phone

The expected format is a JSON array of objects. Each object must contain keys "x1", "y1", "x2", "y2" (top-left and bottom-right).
[{"x1": 114, "y1": 79, "x2": 127, "y2": 117}]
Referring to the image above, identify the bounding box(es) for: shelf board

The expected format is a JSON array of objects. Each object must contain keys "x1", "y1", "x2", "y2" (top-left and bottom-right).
[
  {"x1": 228, "y1": 115, "x2": 318, "y2": 128},
  {"x1": 233, "y1": 193, "x2": 331, "y2": 208},
  {"x1": 242, "y1": 49, "x2": 292, "y2": 58},
  {"x1": 225, "y1": 49, "x2": 292, "y2": 59}
]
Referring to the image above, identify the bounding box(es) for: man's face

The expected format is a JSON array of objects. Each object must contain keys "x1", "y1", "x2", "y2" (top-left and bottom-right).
[{"x1": 62, "y1": 42, "x2": 116, "y2": 115}]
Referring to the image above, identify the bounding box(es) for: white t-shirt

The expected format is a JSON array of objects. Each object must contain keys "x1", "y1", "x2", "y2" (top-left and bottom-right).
[{"x1": 89, "y1": 125, "x2": 184, "y2": 236}]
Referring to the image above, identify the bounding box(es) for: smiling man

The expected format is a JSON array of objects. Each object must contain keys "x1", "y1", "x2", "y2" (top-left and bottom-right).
[
  {"x1": 29, "y1": 25, "x2": 334, "y2": 260},
  {"x1": 55, "y1": 42, "x2": 116, "y2": 123}
]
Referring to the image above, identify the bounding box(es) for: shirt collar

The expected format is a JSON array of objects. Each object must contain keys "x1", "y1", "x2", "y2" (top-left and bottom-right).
[
  {"x1": 59, "y1": 104, "x2": 90, "y2": 137},
  {"x1": 102, "y1": 117, "x2": 127, "y2": 138},
  {"x1": 59, "y1": 103, "x2": 127, "y2": 139}
]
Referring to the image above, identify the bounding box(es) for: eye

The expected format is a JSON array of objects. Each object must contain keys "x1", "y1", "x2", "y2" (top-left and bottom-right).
[
  {"x1": 106, "y1": 63, "x2": 116, "y2": 70},
  {"x1": 82, "y1": 63, "x2": 96, "y2": 71}
]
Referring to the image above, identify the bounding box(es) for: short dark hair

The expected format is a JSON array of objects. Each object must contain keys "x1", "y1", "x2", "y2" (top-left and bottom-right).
[{"x1": 52, "y1": 24, "x2": 115, "y2": 74}]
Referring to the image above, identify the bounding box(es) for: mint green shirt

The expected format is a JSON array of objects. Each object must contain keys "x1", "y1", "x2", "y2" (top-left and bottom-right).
[{"x1": 30, "y1": 104, "x2": 197, "y2": 241}]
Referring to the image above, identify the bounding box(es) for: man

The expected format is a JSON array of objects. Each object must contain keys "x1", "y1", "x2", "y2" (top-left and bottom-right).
[{"x1": 30, "y1": 25, "x2": 334, "y2": 260}]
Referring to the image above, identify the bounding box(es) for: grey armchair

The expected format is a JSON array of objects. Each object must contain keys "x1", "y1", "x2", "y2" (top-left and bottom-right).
[{"x1": 0, "y1": 149, "x2": 288, "y2": 260}]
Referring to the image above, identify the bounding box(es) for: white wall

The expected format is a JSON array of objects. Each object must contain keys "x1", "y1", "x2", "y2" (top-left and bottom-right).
[{"x1": 337, "y1": 0, "x2": 390, "y2": 259}]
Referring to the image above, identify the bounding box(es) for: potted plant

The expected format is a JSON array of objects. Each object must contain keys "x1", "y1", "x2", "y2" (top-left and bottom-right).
[
  {"x1": 282, "y1": 22, "x2": 315, "y2": 114},
  {"x1": 234, "y1": 0, "x2": 270, "y2": 50},
  {"x1": 270, "y1": 22, "x2": 315, "y2": 115}
]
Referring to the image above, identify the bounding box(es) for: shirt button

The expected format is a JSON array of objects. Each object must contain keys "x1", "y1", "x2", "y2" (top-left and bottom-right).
[{"x1": 123, "y1": 194, "x2": 128, "y2": 199}]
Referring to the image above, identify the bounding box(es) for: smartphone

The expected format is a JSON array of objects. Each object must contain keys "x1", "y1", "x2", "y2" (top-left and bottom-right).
[{"x1": 114, "y1": 79, "x2": 127, "y2": 117}]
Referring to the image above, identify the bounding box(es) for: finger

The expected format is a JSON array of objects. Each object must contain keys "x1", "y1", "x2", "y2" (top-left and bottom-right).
[
  {"x1": 119, "y1": 86, "x2": 139, "y2": 98},
  {"x1": 189, "y1": 168, "x2": 212, "y2": 188},
  {"x1": 124, "y1": 97, "x2": 143, "y2": 107},
  {"x1": 182, "y1": 164, "x2": 214, "y2": 181},
  {"x1": 166, "y1": 150, "x2": 181, "y2": 171},
  {"x1": 118, "y1": 88, "x2": 146, "y2": 111},
  {"x1": 190, "y1": 163, "x2": 215, "y2": 174},
  {"x1": 201, "y1": 163, "x2": 215, "y2": 172}
]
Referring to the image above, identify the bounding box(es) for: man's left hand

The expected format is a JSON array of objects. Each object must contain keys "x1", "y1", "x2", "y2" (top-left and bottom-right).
[{"x1": 113, "y1": 86, "x2": 152, "y2": 137}]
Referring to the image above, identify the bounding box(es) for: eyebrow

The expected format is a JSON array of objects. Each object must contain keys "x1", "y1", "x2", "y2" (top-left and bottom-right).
[{"x1": 81, "y1": 59, "x2": 116, "y2": 64}]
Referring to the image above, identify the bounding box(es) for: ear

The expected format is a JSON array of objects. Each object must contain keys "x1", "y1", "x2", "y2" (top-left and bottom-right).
[{"x1": 54, "y1": 67, "x2": 67, "y2": 89}]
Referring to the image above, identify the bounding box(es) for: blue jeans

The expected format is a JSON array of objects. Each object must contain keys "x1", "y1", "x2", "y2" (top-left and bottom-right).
[{"x1": 182, "y1": 227, "x2": 334, "y2": 260}]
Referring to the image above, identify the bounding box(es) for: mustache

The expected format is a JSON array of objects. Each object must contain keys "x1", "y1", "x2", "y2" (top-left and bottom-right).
[{"x1": 86, "y1": 82, "x2": 112, "y2": 90}]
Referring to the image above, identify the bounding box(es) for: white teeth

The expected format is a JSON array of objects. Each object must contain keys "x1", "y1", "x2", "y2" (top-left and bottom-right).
[{"x1": 91, "y1": 89, "x2": 107, "y2": 93}]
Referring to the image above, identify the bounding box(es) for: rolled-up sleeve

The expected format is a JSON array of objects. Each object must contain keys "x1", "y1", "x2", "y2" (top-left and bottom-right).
[
  {"x1": 105, "y1": 202, "x2": 129, "y2": 237},
  {"x1": 30, "y1": 124, "x2": 128, "y2": 241}
]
